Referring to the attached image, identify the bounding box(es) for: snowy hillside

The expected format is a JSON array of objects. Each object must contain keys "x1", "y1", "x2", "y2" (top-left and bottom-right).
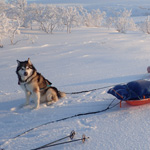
[{"x1": 1, "y1": 0, "x2": 150, "y2": 150}]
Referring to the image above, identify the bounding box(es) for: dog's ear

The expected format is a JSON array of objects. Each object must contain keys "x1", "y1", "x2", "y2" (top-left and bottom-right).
[
  {"x1": 28, "y1": 58, "x2": 32, "y2": 65},
  {"x1": 17, "y1": 60, "x2": 20, "y2": 65}
]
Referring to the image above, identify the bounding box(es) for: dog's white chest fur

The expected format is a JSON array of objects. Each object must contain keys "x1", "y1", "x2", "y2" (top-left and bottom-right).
[{"x1": 20, "y1": 83, "x2": 33, "y2": 92}]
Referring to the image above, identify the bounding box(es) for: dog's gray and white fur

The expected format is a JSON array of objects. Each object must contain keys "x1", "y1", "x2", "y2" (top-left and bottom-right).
[{"x1": 16, "y1": 58, "x2": 66, "y2": 109}]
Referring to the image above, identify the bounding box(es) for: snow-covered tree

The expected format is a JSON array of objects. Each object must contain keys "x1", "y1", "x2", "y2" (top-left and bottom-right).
[
  {"x1": 84, "y1": 12, "x2": 93, "y2": 27},
  {"x1": 140, "y1": 16, "x2": 150, "y2": 34},
  {"x1": 23, "y1": 5, "x2": 85, "y2": 33},
  {"x1": 105, "y1": 17, "x2": 115, "y2": 29},
  {"x1": 114, "y1": 9, "x2": 136, "y2": 33},
  {"x1": 76, "y1": 6, "x2": 88, "y2": 26},
  {"x1": 0, "y1": 12, "x2": 20, "y2": 45},
  {"x1": 7, "y1": 0, "x2": 27, "y2": 26},
  {"x1": 0, "y1": 13, "x2": 9, "y2": 46},
  {"x1": 62, "y1": 6, "x2": 82, "y2": 33},
  {"x1": 27, "y1": 4, "x2": 53, "y2": 33},
  {"x1": 38, "y1": 6, "x2": 63, "y2": 34},
  {"x1": 8, "y1": 19, "x2": 21, "y2": 45},
  {"x1": 84, "y1": 9, "x2": 106, "y2": 27},
  {"x1": 22, "y1": 4, "x2": 35, "y2": 28}
]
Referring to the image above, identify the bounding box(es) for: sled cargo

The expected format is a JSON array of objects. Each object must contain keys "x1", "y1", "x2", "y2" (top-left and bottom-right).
[{"x1": 108, "y1": 80, "x2": 150, "y2": 107}]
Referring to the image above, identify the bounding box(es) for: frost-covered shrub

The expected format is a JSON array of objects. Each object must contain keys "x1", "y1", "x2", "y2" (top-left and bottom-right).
[
  {"x1": 8, "y1": 19, "x2": 21, "y2": 45},
  {"x1": 62, "y1": 6, "x2": 82, "y2": 33},
  {"x1": 85, "y1": 9, "x2": 106, "y2": 27},
  {"x1": 0, "y1": 13, "x2": 20, "y2": 45},
  {"x1": 114, "y1": 9, "x2": 136, "y2": 33},
  {"x1": 105, "y1": 17, "x2": 115, "y2": 29},
  {"x1": 7, "y1": 0, "x2": 27, "y2": 26},
  {"x1": 34, "y1": 5, "x2": 59, "y2": 34},
  {"x1": 0, "y1": 13, "x2": 9, "y2": 45},
  {"x1": 140, "y1": 16, "x2": 150, "y2": 34},
  {"x1": 26, "y1": 5, "x2": 83, "y2": 34}
]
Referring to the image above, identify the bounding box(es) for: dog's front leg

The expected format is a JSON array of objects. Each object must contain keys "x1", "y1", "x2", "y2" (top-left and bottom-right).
[
  {"x1": 32, "y1": 88, "x2": 40, "y2": 109},
  {"x1": 25, "y1": 91, "x2": 31, "y2": 105},
  {"x1": 19, "y1": 91, "x2": 31, "y2": 108}
]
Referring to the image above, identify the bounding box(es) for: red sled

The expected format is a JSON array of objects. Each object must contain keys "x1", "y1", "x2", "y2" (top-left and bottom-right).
[
  {"x1": 126, "y1": 97, "x2": 150, "y2": 106},
  {"x1": 120, "y1": 96, "x2": 150, "y2": 107}
]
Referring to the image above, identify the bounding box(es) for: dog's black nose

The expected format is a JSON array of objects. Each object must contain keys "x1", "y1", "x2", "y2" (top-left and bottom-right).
[{"x1": 24, "y1": 72, "x2": 28, "y2": 76}]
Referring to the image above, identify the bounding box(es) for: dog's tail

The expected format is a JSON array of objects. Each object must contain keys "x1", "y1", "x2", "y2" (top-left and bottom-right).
[
  {"x1": 58, "y1": 91, "x2": 66, "y2": 98},
  {"x1": 51, "y1": 86, "x2": 66, "y2": 99}
]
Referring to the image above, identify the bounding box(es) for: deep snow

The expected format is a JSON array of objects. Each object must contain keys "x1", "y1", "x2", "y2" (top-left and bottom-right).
[{"x1": 1, "y1": 1, "x2": 150, "y2": 150}]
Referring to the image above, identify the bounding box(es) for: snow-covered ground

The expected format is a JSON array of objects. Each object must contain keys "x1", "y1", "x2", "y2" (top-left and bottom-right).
[
  {"x1": 1, "y1": 1, "x2": 150, "y2": 150},
  {"x1": 1, "y1": 26, "x2": 150, "y2": 150}
]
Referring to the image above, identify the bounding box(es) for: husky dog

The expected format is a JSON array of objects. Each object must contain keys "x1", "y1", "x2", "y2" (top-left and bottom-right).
[{"x1": 16, "y1": 58, "x2": 66, "y2": 109}]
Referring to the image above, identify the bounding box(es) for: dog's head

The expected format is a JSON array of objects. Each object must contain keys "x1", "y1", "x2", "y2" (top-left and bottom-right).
[{"x1": 16, "y1": 58, "x2": 36, "y2": 82}]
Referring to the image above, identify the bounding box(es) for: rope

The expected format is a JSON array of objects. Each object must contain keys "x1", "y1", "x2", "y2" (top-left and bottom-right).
[
  {"x1": 65, "y1": 84, "x2": 119, "y2": 95},
  {"x1": 3, "y1": 98, "x2": 119, "y2": 143},
  {"x1": 65, "y1": 74, "x2": 148, "y2": 95},
  {"x1": 112, "y1": 89, "x2": 124, "y2": 100}
]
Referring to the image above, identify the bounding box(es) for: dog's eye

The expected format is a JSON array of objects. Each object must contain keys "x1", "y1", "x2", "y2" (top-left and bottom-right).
[
  {"x1": 26, "y1": 67, "x2": 29, "y2": 70},
  {"x1": 29, "y1": 65, "x2": 32, "y2": 69},
  {"x1": 21, "y1": 68, "x2": 24, "y2": 70}
]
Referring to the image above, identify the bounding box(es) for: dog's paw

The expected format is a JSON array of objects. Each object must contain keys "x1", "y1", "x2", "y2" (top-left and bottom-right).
[
  {"x1": 32, "y1": 105, "x2": 40, "y2": 109},
  {"x1": 46, "y1": 101, "x2": 54, "y2": 106}
]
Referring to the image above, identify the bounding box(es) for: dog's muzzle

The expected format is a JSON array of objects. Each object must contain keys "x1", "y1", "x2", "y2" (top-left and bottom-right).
[{"x1": 24, "y1": 72, "x2": 28, "y2": 76}]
